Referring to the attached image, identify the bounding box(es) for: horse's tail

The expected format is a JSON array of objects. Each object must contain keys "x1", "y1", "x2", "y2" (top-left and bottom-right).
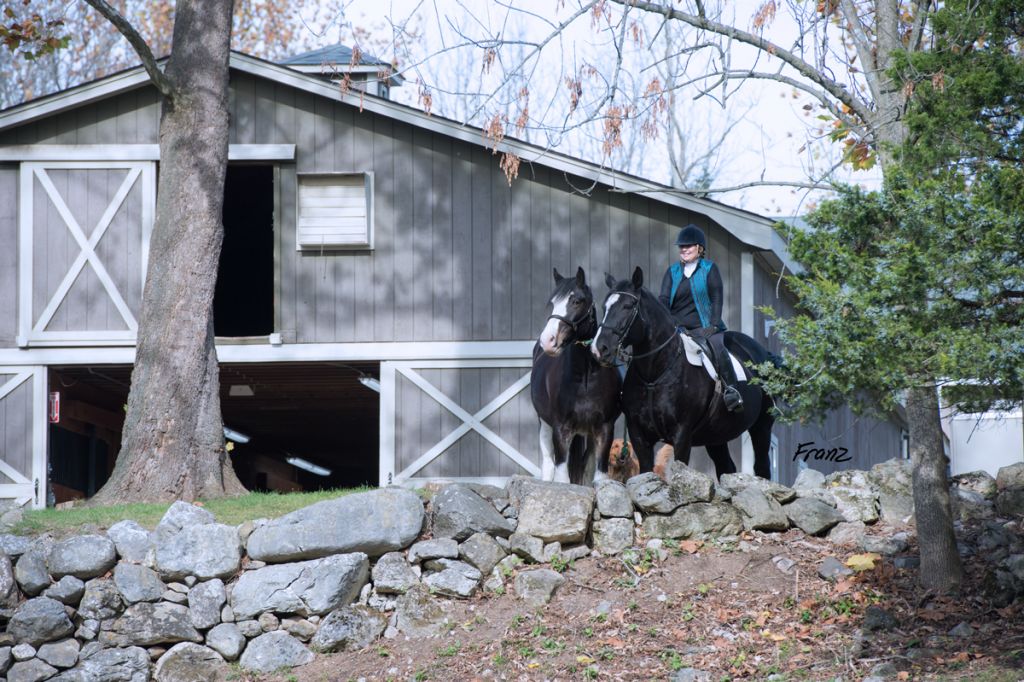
[{"x1": 567, "y1": 435, "x2": 588, "y2": 484}]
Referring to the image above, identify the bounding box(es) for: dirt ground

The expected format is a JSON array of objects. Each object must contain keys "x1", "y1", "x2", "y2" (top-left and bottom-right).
[{"x1": 246, "y1": 526, "x2": 1024, "y2": 682}]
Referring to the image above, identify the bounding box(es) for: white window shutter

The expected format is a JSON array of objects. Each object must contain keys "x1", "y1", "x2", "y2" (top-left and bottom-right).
[{"x1": 296, "y1": 173, "x2": 373, "y2": 250}]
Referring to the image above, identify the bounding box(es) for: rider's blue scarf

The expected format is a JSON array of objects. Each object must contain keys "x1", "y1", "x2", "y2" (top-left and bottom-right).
[{"x1": 669, "y1": 258, "x2": 713, "y2": 329}]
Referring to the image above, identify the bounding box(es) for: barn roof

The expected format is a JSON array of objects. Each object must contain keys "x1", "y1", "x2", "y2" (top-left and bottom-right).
[
  {"x1": 0, "y1": 51, "x2": 795, "y2": 258},
  {"x1": 277, "y1": 44, "x2": 404, "y2": 85}
]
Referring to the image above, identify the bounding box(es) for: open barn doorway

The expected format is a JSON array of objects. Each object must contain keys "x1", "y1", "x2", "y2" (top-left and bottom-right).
[
  {"x1": 214, "y1": 164, "x2": 275, "y2": 337},
  {"x1": 220, "y1": 362, "x2": 381, "y2": 491},
  {"x1": 46, "y1": 361, "x2": 380, "y2": 505}
]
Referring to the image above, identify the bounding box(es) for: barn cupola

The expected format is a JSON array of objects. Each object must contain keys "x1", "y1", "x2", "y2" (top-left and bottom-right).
[{"x1": 278, "y1": 45, "x2": 403, "y2": 99}]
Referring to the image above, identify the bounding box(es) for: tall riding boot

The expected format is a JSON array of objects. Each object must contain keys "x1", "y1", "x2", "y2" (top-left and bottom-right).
[{"x1": 711, "y1": 336, "x2": 744, "y2": 413}]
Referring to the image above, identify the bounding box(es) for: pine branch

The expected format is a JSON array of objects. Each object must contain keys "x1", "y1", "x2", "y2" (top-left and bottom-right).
[{"x1": 81, "y1": 0, "x2": 173, "y2": 98}]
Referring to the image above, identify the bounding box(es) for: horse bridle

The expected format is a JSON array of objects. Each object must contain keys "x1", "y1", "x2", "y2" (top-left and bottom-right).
[
  {"x1": 547, "y1": 305, "x2": 597, "y2": 344},
  {"x1": 596, "y1": 290, "x2": 679, "y2": 364}
]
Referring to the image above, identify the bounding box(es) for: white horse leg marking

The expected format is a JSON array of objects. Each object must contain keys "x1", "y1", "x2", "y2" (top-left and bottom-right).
[
  {"x1": 592, "y1": 469, "x2": 608, "y2": 483},
  {"x1": 554, "y1": 461, "x2": 570, "y2": 484},
  {"x1": 539, "y1": 422, "x2": 555, "y2": 481},
  {"x1": 540, "y1": 294, "x2": 569, "y2": 353}
]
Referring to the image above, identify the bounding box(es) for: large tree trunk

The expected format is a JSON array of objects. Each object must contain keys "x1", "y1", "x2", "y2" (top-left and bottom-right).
[
  {"x1": 91, "y1": 0, "x2": 245, "y2": 504},
  {"x1": 905, "y1": 383, "x2": 962, "y2": 593}
]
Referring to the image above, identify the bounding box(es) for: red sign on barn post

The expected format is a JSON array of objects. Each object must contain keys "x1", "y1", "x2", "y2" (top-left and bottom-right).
[{"x1": 49, "y1": 391, "x2": 60, "y2": 424}]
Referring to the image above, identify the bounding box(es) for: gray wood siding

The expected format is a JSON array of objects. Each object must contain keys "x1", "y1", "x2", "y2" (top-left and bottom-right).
[
  {"x1": 753, "y1": 259, "x2": 904, "y2": 484},
  {"x1": 0, "y1": 374, "x2": 32, "y2": 484},
  {"x1": 0, "y1": 167, "x2": 16, "y2": 347},
  {"x1": 0, "y1": 88, "x2": 161, "y2": 146},
  {"x1": 394, "y1": 367, "x2": 535, "y2": 479}
]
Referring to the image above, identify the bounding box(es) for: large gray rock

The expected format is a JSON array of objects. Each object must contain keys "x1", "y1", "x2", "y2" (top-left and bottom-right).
[
  {"x1": 422, "y1": 565, "x2": 479, "y2": 598},
  {"x1": 42, "y1": 575, "x2": 84, "y2": 606},
  {"x1": 247, "y1": 488, "x2": 424, "y2": 562},
  {"x1": 642, "y1": 502, "x2": 743, "y2": 539},
  {"x1": 230, "y1": 552, "x2": 368, "y2": 619},
  {"x1": 595, "y1": 479, "x2": 634, "y2": 518},
  {"x1": 591, "y1": 518, "x2": 634, "y2": 555},
  {"x1": 432, "y1": 484, "x2": 515, "y2": 541},
  {"x1": 155, "y1": 502, "x2": 215, "y2": 537},
  {"x1": 514, "y1": 569, "x2": 565, "y2": 607},
  {"x1": 784, "y1": 497, "x2": 846, "y2": 536},
  {"x1": 731, "y1": 487, "x2": 790, "y2": 532},
  {"x1": 188, "y1": 579, "x2": 226, "y2": 630},
  {"x1": 153, "y1": 642, "x2": 228, "y2": 682},
  {"x1": 8, "y1": 597, "x2": 74, "y2": 646},
  {"x1": 310, "y1": 606, "x2": 388, "y2": 652},
  {"x1": 869, "y1": 458, "x2": 915, "y2": 523},
  {"x1": 0, "y1": 552, "x2": 19, "y2": 607},
  {"x1": 394, "y1": 584, "x2": 449, "y2": 637},
  {"x1": 720, "y1": 472, "x2": 797, "y2": 504},
  {"x1": 997, "y1": 462, "x2": 1024, "y2": 490},
  {"x1": 113, "y1": 564, "x2": 165, "y2": 604},
  {"x1": 996, "y1": 488, "x2": 1024, "y2": 517},
  {"x1": 459, "y1": 532, "x2": 507, "y2": 575},
  {"x1": 508, "y1": 532, "x2": 546, "y2": 563},
  {"x1": 407, "y1": 538, "x2": 458, "y2": 564},
  {"x1": 36, "y1": 638, "x2": 79, "y2": 669},
  {"x1": 106, "y1": 520, "x2": 155, "y2": 566},
  {"x1": 826, "y1": 470, "x2": 880, "y2": 523},
  {"x1": 14, "y1": 546, "x2": 51, "y2": 597},
  {"x1": 7, "y1": 658, "x2": 57, "y2": 682},
  {"x1": 793, "y1": 468, "x2": 827, "y2": 491},
  {"x1": 626, "y1": 470, "x2": 710, "y2": 515},
  {"x1": 205, "y1": 623, "x2": 245, "y2": 661},
  {"x1": 371, "y1": 552, "x2": 418, "y2": 595},
  {"x1": 47, "y1": 535, "x2": 116, "y2": 581},
  {"x1": 515, "y1": 484, "x2": 594, "y2": 544},
  {"x1": 155, "y1": 523, "x2": 242, "y2": 581},
  {"x1": 0, "y1": 534, "x2": 32, "y2": 559},
  {"x1": 78, "y1": 578, "x2": 125, "y2": 621},
  {"x1": 57, "y1": 644, "x2": 150, "y2": 681},
  {"x1": 238, "y1": 631, "x2": 314, "y2": 674},
  {"x1": 113, "y1": 602, "x2": 203, "y2": 646},
  {"x1": 664, "y1": 462, "x2": 717, "y2": 502},
  {"x1": 952, "y1": 470, "x2": 998, "y2": 500}
]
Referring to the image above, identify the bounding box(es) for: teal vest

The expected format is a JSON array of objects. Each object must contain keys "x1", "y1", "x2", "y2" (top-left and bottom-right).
[{"x1": 669, "y1": 259, "x2": 714, "y2": 329}]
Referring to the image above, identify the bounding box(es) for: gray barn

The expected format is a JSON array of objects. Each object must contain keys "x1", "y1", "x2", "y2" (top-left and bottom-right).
[{"x1": 0, "y1": 51, "x2": 905, "y2": 507}]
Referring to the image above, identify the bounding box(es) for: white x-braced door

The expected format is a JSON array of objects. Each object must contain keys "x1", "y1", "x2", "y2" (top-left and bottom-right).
[
  {"x1": 18, "y1": 161, "x2": 155, "y2": 346},
  {"x1": 380, "y1": 359, "x2": 540, "y2": 486},
  {"x1": 0, "y1": 367, "x2": 47, "y2": 509}
]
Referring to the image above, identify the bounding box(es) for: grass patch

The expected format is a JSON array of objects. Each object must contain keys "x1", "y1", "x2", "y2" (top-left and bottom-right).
[{"x1": 13, "y1": 487, "x2": 374, "y2": 535}]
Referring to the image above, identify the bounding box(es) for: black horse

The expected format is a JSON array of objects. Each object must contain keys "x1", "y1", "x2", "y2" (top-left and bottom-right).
[
  {"x1": 591, "y1": 267, "x2": 774, "y2": 479},
  {"x1": 531, "y1": 267, "x2": 622, "y2": 484}
]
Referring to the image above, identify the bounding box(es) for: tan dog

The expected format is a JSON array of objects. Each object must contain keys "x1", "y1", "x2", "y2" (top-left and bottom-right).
[
  {"x1": 654, "y1": 444, "x2": 674, "y2": 479},
  {"x1": 606, "y1": 438, "x2": 639, "y2": 482}
]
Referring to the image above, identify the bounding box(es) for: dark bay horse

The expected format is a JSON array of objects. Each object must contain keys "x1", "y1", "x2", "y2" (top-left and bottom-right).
[
  {"x1": 531, "y1": 267, "x2": 621, "y2": 484},
  {"x1": 591, "y1": 267, "x2": 774, "y2": 479}
]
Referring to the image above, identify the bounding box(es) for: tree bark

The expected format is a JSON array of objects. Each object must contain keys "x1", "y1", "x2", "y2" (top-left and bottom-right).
[
  {"x1": 905, "y1": 383, "x2": 963, "y2": 593},
  {"x1": 90, "y1": 0, "x2": 245, "y2": 503}
]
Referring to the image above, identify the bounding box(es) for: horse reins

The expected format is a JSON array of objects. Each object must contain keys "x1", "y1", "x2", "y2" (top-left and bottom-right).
[{"x1": 596, "y1": 291, "x2": 680, "y2": 365}]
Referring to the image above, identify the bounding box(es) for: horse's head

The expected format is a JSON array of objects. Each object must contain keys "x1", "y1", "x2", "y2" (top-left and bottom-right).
[
  {"x1": 592, "y1": 266, "x2": 646, "y2": 366},
  {"x1": 538, "y1": 266, "x2": 597, "y2": 355}
]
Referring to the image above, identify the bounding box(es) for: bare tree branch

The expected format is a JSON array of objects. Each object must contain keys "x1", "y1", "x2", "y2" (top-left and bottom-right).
[
  {"x1": 81, "y1": 0, "x2": 174, "y2": 98},
  {"x1": 608, "y1": 0, "x2": 876, "y2": 131}
]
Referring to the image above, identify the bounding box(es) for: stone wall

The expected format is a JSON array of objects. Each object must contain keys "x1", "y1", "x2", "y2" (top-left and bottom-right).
[{"x1": 0, "y1": 460, "x2": 1021, "y2": 681}]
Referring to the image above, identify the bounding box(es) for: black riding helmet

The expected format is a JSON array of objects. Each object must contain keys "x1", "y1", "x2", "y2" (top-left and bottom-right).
[{"x1": 674, "y1": 224, "x2": 706, "y2": 250}]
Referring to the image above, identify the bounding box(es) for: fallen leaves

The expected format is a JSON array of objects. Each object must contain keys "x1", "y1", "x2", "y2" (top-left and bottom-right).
[{"x1": 845, "y1": 552, "x2": 882, "y2": 571}]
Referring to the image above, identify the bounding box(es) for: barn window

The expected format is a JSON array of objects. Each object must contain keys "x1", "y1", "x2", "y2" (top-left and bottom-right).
[{"x1": 296, "y1": 173, "x2": 373, "y2": 250}]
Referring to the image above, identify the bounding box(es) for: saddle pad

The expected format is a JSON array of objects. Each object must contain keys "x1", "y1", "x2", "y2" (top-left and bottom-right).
[{"x1": 679, "y1": 333, "x2": 747, "y2": 383}]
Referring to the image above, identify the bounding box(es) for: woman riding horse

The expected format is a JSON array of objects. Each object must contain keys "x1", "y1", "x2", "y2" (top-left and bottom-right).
[
  {"x1": 591, "y1": 267, "x2": 775, "y2": 480},
  {"x1": 659, "y1": 224, "x2": 743, "y2": 412}
]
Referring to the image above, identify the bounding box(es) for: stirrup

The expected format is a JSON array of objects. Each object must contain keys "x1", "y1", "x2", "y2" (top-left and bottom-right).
[{"x1": 723, "y1": 385, "x2": 744, "y2": 413}]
